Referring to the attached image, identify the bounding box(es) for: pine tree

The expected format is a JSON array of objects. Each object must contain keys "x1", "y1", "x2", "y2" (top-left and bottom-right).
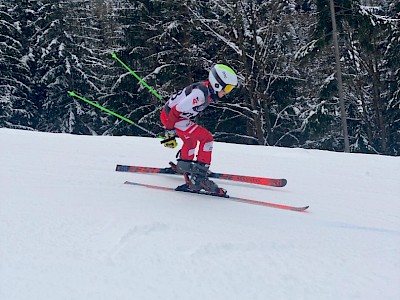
[
  {"x1": 113, "y1": 0, "x2": 212, "y2": 137},
  {"x1": 1, "y1": 0, "x2": 397, "y2": 155},
  {"x1": 298, "y1": 0, "x2": 399, "y2": 154},
  {"x1": 32, "y1": 0, "x2": 121, "y2": 134},
  {"x1": 382, "y1": 2, "x2": 400, "y2": 155},
  {"x1": 182, "y1": 0, "x2": 310, "y2": 146},
  {"x1": 0, "y1": 0, "x2": 37, "y2": 129}
]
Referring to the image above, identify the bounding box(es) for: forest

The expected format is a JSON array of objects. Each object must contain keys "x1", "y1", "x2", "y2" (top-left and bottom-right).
[{"x1": 1, "y1": 0, "x2": 399, "y2": 155}]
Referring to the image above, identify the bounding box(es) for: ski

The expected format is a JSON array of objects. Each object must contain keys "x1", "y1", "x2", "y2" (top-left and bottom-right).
[
  {"x1": 124, "y1": 181, "x2": 309, "y2": 212},
  {"x1": 116, "y1": 163, "x2": 287, "y2": 187}
]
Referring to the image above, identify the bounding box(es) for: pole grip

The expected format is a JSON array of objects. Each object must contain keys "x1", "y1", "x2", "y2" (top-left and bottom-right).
[{"x1": 160, "y1": 135, "x2": 178, "y2": 144}]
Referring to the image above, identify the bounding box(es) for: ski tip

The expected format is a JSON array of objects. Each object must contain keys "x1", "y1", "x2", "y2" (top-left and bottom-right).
[
  {"x1": 290, "y1": 205, "x2": 309, "y2": 212},
  {"x1": 300, "y1": 206, "x2": 310, "y2": 212},
  {"x1": 281, "y1": 179, "x2": 288, "y2": 187}
]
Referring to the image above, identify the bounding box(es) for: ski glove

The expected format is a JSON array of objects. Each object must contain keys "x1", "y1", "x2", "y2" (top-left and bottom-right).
[{"x1": 162, "y1": 129, "x2": 178, "y2": 149}]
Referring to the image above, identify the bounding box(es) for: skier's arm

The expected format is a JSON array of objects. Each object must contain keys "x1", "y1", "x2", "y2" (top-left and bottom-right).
[{"x1": 165, "y1": 106, "x2": 181, "y2": 130}]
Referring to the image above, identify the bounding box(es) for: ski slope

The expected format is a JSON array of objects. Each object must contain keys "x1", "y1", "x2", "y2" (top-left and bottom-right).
[{"x1": 1, "y1": 128, "x2": 399, "y2": 300}]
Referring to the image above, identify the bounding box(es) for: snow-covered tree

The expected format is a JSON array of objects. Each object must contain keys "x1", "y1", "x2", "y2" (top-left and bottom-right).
[
  {"x1": 1, "y1": 0, "x2": 398, "y2": 155},
  {"x1": 180, "y1": 0, "x2": 311, "y2": 147},
  {"x1": 296, "y1": 0, "x2": 399, "y2": 154},
  {"x1": 382, "y1": 2, "x2": 400, "y2": 155},
  {"x1": 0, "y1": 1, "x2": 37, "y2": 129},
  {"x1": 34, "y1": 0, "x2": 122, "y2": 134}
]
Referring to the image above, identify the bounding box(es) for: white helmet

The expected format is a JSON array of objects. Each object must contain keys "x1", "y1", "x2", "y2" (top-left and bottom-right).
[{"x1": 208, "y1": 64, "x2": 238, "y2": 94}]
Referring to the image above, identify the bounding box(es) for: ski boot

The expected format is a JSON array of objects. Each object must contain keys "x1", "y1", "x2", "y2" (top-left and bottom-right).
[
  {"x1": 171, "y1": 159, "x2": 192, "y2": 174},
  {"x1": 183, "y1": 161, "x2": 226, "y2": 195}
]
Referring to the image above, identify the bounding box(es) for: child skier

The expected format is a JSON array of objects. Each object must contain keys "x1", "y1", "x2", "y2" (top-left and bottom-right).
[{"x1": 160, "y1": 64, "x2": 238, "y2": 195}]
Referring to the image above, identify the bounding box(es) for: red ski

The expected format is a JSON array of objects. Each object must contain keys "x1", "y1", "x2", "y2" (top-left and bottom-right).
[
  {"x1": 116, "y1": 163, "x2": 287, "y2": 187},
  {"x1": 124, "y1": 181, "x2": 308, "y2": 212}
]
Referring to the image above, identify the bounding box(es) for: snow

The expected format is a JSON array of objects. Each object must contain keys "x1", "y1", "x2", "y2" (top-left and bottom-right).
[{"x1": 1, "y1": 128, "x2": 399, "y2": 300}]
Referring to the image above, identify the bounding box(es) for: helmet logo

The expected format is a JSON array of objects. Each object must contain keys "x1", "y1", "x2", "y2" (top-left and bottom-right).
[
  {"x1": 215, "y1": 83, "x2": 220, "y2": 88},
  {"x1": 221, "y1": 71, "x2": 228, "y2": 79}
]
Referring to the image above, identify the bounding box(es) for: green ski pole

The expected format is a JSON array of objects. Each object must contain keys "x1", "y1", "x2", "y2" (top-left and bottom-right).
[
  {"x1": 111, "y1": 52, "x2": 163, "y2": 101},
  {"x1": 67, "y1": 91, "x2": 158, "y2": 137},
  {"x1": 110, "y1": 53, "x2": 179, "y2": 143}
]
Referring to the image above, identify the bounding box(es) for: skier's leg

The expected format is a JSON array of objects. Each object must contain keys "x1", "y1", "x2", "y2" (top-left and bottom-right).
[
  {"x1": 172, "y1": 120, "x2": 199, "y2": 174},
  {"x1": 177, "y1": 125, "x2": 224, "y2": 193},
  {"x1": 175, "y1": 133, "x2": 197, "y2": 161},
  {"x1": 181, "y1": 125, "x2": 213, "y2": 165}
]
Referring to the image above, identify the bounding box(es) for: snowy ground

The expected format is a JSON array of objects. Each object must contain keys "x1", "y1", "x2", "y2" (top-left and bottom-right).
[{"x1": 1, "y1": 128, "x2": 399, "y2": 300}]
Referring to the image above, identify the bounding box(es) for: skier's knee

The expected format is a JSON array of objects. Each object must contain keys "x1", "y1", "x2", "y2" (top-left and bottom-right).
[{"x1": 203, "y1": 141, "x2": 213, "y2": 152}]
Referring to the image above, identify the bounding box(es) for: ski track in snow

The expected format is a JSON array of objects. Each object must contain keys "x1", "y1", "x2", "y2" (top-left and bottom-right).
[{"x1": 0, "y1": 128, "x2": 399, "y2": 300}]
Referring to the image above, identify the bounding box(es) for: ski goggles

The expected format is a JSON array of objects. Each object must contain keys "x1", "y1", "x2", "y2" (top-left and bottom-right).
[{"x1": 223, "y1": 84, "x2": 235, "y2": 93}]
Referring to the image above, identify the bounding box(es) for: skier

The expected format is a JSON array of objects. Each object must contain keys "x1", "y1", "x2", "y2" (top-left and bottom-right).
[{"x1": 160, "y1": 64, "x2": 238, "y2": 195}]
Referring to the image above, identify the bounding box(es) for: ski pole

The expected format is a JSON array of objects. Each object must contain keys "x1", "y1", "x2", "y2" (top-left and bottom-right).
[
  {"x1": 111, "y1": 53, "x2": 179, "y2": 143},
  {"x1": 111, "y1": 52, "x2": 163, "y2": 101},
  {"x1": 67, "y1": 91, "x2": 158, "y2": 137}
]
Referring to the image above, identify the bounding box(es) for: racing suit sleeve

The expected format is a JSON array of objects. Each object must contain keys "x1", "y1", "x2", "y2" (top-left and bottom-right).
[{"x1": 165, "y1": 106, "x2": 182, "y2": 130}]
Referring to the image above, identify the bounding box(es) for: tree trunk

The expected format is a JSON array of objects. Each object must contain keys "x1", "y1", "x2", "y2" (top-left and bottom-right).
[
  {"x1": 233, "y1": 1, "x2": 264, "y2": 145},
  {"x1": 368, "y1": 57, "x2": 387, "y2": 153},
  {"x1": 329, "y1": 0, "x2": 350, "y2": 152}
]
